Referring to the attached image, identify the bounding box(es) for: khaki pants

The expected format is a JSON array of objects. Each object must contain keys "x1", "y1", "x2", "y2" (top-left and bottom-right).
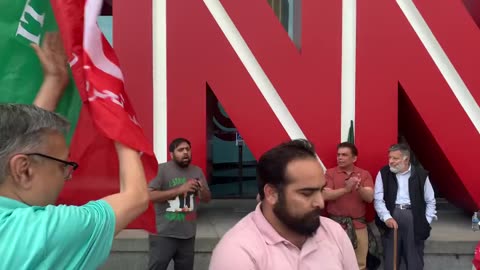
[{"x1": 355, "y1": 227, "x2": 368, "y2": 270}]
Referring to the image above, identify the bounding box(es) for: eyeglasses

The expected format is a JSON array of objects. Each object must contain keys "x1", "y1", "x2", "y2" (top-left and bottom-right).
[{"x1": 26, "y1": 153, "x2": 79, "y2": 180}]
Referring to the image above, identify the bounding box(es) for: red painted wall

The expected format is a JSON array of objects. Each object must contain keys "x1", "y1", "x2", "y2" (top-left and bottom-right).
[{"x1": 114, "y1": 0, "x2": 480, "y2": 211}]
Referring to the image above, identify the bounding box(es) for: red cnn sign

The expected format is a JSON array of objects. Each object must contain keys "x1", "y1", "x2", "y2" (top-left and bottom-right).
[{"x1": 115, "y1": 0, "x2": 479, "y2": 211}]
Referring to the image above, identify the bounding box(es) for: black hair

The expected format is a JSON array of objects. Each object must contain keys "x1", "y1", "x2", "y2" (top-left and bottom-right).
[
  {"x1": 257, "y1": 139, "x2": 317, "y2": 200},
  {"x1": 168, "y1": 137, "x2": 191, "y2": 152},
  {"x1": 337, "y1": 142, "x2": 358, "y2": 156}
]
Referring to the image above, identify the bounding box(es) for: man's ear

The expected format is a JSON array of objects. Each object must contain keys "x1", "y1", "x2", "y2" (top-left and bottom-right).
[
  {"x1": 9, "y1": 155, "x2": 33, "y2": 189},
  {"x1": 169, "y1": 152, "x2": 174, "y2": 159},
  {"x1": 264, "y1": 184, "x2": 279, "y2": 205}
]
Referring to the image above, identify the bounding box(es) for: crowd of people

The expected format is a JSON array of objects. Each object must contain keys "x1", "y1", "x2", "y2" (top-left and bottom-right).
[{"x1": 0, "y1": 32, "x2": 440, "y2": 270}]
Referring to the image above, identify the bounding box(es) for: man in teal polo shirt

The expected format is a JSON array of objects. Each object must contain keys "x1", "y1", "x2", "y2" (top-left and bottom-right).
[{"x1": 0, "y1": 34, "x2": 150, "y2": 269}]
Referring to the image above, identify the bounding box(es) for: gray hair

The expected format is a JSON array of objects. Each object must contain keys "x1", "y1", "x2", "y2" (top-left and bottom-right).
[
  {"x1": 388, "y1": 143, "x2": 411, "y2": 160},
  {"x1": 0, "y1": 104, "x2": 70, "y2": 183}
]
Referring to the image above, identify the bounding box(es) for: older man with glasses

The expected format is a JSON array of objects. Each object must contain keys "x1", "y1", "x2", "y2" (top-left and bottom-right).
[
  {"x1": 0, "y1": 33, "x2": 150, "y2": 269},
  {"x1": 0, "y1": 104, "x2": 149, "y2": 269}
]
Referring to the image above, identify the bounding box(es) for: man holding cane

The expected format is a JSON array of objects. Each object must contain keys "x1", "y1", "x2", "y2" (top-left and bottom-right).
[{"x1": 374, "y1": 144, "x2": 436, "y2": 270}]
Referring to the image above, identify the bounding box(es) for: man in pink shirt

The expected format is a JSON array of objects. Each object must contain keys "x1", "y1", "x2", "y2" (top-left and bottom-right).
[{"x1": 209, "y1": 139, "x2": 358, "y2": 270}]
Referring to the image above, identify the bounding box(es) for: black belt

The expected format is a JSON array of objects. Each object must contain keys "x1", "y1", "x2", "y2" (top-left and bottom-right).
[{"x1": 395, "y1": 204, "x2": 411, "y2": 210}]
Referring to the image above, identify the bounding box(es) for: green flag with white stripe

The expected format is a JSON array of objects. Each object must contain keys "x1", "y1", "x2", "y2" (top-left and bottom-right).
[{"x1": 0, "y1": 0, "x2": 81, "y2": 143}]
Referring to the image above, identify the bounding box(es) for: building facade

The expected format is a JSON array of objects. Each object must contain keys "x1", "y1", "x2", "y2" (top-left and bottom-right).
[{"x1": 105, "y1": 0, "x2": 479, "y2": 211}]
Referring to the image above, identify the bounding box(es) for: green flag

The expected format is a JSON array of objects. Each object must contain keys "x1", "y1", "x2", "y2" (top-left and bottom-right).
[
  {"x1": 0, "y1": 0, "x2": 81, "y2": 143},
  {"x1": 347, "y1": 120, "x2": 354, "y2": 143}
]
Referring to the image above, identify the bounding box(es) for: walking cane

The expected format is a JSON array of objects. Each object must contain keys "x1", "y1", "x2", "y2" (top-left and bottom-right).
[{"x1": 393, "y1": 227, "x2": 398, "y2": 270}]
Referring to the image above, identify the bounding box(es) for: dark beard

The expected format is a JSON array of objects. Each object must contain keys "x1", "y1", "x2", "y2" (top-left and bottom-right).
[
  {"x1": 273, "y1": 192, "x2": 321, "y2": 236},
  {"x1": 174, "y1": 158, "x2": 191, "y2": 168}
]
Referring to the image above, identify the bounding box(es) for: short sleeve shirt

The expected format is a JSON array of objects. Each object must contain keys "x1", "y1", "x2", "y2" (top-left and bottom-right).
[
  {"x1": 209, "y1": 204, "x2": 359, "y2": 270},
  {"x1": 149, "y1": 160, "x2": 208, "y2": 239},
  {"x1": 325, "y1": 166, "x2": 374, "y2": 229},
  {"x1": 0, "y1": 196, "x2": 116, "y2": 270}
]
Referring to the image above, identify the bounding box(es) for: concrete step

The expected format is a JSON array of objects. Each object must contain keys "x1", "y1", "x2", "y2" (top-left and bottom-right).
[{"x1": 101, "y1": 199, "x2": 480, "y2": 270}]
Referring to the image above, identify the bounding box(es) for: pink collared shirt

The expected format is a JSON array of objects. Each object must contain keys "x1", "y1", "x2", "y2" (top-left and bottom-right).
[{"x1": 209, "y1": 204, "x2": 359, "y2": 270}]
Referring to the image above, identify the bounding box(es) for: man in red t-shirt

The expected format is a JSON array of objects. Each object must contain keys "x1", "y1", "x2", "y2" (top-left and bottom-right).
[{"x1": 323, "y1": 142, "x2": 374, "y2": 270}]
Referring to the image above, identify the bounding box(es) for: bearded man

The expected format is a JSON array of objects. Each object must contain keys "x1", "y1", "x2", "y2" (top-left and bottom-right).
[
  {"x1": 148, "y1": 138, "x2": 211, "y2": 270},
  {"x1": 209, "y1": 139, "x2": 358, "y2": 270}
]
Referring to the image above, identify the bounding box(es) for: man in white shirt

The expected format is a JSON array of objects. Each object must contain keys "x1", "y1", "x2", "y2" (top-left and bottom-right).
[{"x1": 374, "y1": 144, "x2": 436, "y2": 270}]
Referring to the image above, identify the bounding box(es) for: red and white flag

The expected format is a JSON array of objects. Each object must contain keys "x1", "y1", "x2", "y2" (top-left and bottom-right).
[{"x1": 50, "y1": 0, "x2": 158, "y2": 233}]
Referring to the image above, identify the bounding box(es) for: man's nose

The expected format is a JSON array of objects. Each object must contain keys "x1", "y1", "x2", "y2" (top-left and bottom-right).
[{"x1": 312, "y1": 193, "x2": 325, "y2": 209}]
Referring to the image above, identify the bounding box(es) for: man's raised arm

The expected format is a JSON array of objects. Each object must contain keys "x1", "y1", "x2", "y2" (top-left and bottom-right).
[{"x1": 102, "y1": 143, "x2": 149, "y2": 235}]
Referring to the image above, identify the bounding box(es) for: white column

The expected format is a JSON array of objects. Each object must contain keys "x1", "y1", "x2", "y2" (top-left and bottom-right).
[
  {"x1": 341, "y1": 0, "x2": 357, "y2": 142},
  {"x1": 153, "y1": 0, "x2": 168, "y2": 162}
]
